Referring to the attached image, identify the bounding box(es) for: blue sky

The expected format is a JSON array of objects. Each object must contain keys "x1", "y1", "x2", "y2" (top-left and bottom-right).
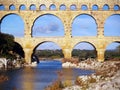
[
  {"x1": 72, "y1": 14, "x2": 97, "y2": 36},
  {"x1": 0, "y1": 5, "x2": 120, "y2": 50},
  {"x1": 1, "y1": 14, "x2": 24, "y2": 37},
  {"x1": 32, "y1": 14, "x2": 64, "y2": 37}
]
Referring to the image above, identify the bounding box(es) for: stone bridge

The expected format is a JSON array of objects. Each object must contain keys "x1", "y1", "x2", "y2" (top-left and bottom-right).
[{"x1": 0, "y1": 0, "x2": 120, "y2": 63}]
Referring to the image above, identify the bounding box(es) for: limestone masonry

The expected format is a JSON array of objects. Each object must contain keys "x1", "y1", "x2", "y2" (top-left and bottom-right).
[{"x1": 0, "y1": 0, "x2": 120, "y2": 63}]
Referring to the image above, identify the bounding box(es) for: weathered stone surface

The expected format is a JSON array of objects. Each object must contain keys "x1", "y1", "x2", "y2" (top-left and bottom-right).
[{"x1": 0, "y1": 0, "x2": 120, "y2": 63}]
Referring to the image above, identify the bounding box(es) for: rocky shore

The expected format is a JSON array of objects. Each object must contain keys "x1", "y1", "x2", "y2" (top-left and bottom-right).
[{"x1": 62, "y1": 59, "x2": 120, "y2": 90}]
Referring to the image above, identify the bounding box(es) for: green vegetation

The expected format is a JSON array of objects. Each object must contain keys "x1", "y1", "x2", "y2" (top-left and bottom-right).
[
  {"x1": 34, "y1": 49, "x2": 97, "y2": 60},
  {"x1": 0, "y1": 33, "x2": 24, "y2": 60},
  {"x1": 105, "y1": 46, "x2": 120, "y2": 60},
  {"x1": 0, "y1": 33, "x2": 15, "y2": 59},
  {"x1": 72, "y1": 49, "x2": 97, "y2": 61},
  {"x1": 35, "y1": 46, "x2": 120, "y2": 61},
  {"x1": 35, "y1": 50, "x2": 64, "y2": 59}
]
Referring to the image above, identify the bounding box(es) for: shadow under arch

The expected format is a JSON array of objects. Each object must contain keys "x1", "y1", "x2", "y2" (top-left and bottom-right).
[
  {"x1": 72, "y1": 14, "x2": 97, "y2": 36},
  {"x1": 32, "y1": 14, "x2": 65, "y2": 37},
  {"x1": 105, "y1": 41, "x2": 120, "y2": 61},
  {"x1": 13, "y1": 42, "x2": 25, "y2": 58},
  {"x1": 104, "y1": 14, "x2": 120, "y2": 36},
  {"x1": 0, "y1": 13, "x2": 25, "y2": 37},
  {"x1": 72, "y1": 41, "x2": 97, "y2": 61},
  {"x1": 31, "y1": 41, "x2": 64, "y2": 63}
]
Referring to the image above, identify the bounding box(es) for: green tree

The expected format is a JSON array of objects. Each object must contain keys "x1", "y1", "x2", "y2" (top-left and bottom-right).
[{"x1": 0, "y1": 33, "x2": 15, "y2": 58}]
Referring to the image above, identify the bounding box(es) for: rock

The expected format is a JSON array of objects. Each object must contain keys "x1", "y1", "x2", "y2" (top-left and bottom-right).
[
  {"x1": 31, "y1": 62, "x2": 37, "y2": 67},
  {"x1": 62, "y1": 59, "x2": 120, "y2": 90},
  {"x1": 62, "y1": 62, "x2": 71, "y2": 68},
  {"x1": 62, "y1": 85, "x2": 82, "y2": 90}
]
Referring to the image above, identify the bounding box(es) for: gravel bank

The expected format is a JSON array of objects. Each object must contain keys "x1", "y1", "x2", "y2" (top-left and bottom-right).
[{"x1": 62, "y1": 59, "x2": 120, "y2": 90}]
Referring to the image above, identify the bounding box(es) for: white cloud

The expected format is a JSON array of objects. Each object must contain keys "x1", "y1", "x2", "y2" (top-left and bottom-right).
[{"x1": 33, "y1": 22, "x2": 60, "y2": 35}]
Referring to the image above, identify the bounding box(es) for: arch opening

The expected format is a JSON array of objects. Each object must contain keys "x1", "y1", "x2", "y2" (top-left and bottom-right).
[
  {"x1": 81, "y1": 5, "x2": 88, "y2": 10},
  {"x1": 49, "y1": 4, "x2": 56, "y2": 10},
  {"x1": 72, "y1": 42, "x2": 97, "y2": 61},
  {"x1": 40, "y1": 4, "x2": 46, "y2": 10},
  {"x1": 70, "y1": 4, "x2": 77, "y2": 11},
  {"x1": 92, "y1": 5, "x2": 98, "y2": 10},
  {"x1": 0, "y1": 4, "x2": 5, "y2": 10},
  {"x1": 9, "y1": 4, "x2": 16, "y2": 10},
  {"x1": 32, "y1": 14, "x2": 64, "y2": 37},
  {"x1": 104, "y1": 14, "x2": 120, "y2": 36},
  {"x1": 114, "y1": 5, "x2": 119, "y2": 11},
  {"x1": 19, "y1": 4, "x2": 26, "y2": 10},
  {"x1": 105, "y1": 42, "x2": 120, "y2": 61},
  {"x1": 1, "y1": 14, "x2": 25, "y2": 37},
  {"x1": 30, "y1": 4, "x2": 36, "y2": 10},
  {"x1": 72, "y1": 14, "x2": 97, "y2": 36},
  {"x1": 102, "y1": 4, "x2": 109, "y2": 10},
  {"x1": 32, "y1": 42, "x2": 64, "y2": 62},
  {"x1": 60, "y1": 4, "x2": 66, "y2": 10}
]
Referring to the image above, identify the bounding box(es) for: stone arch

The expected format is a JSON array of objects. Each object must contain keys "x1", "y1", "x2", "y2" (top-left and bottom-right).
[
  {"x1": 29, "y1": 4, "x2": 36, "y2": 10},
  {"x1": 33, "y1": 41, "x2": 63, "y2": 51},
  {"x1": 59, "y1": 4, "x2": 66, "y2": 10},
  {"x1": 39, "y1": 4, "x2": 46, "y2": 10},
  {"x1": 104, "y1": 14, "x2": 120, "y2": 36},
  {"x1": 9, "y1": 4, "x2": 16, "y2": 10},
  {"x1": 92, "y1": 4, "x2": 99, "y2": 10},
  {"x1": 32, "y1": 14, "x2": 65, "y2": 37},
  {"x1": 72, "y1": 14, "x2": 97, "y2": 36},
  {"x1": 105, "y1": 41, "x2": 120, "y2": 60},
  {"x1": 0, "y1": 4, "x2": 5, "y2": 10},
  {"x1": 19, "y1": 4, "x2": 26, "y2": 10},
  {"x1": 114, "y1": 5, "x2": 120, "y2": 10},
  {"x1": 70, "y1": 4, "x2": 77, "y2": 11},
  {"x1": 102, "y1": 4, "x2": 109, "y2": 10},
  {"x1": 105, "y1": 41, "x2": 120, "y2": 49},
  {"x1": 0, "y1": 13, "x2": 25, "y2": 37},
  {"x1": 72, "y1": 41, "x2": 97, "y2": 51},
  {"x1": 32, "y1": 41, "x2": 64, "y2": 61},
  {"x1": 49, "y1": 4, "x2": 56, "y2": 10},
  {"x1": 81, "y1": 5, "x2": 88, "y2": 10},
  {"x1": 72, "y1": 41, "x2": 97, "y2": 60}
]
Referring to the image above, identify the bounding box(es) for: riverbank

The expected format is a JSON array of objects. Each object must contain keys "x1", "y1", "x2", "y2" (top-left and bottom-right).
[
  {"x1": 62, "y1": 59, "x2": 120, "y2": 90},
  {"x1": 45, "y1": 58, "x2": 120, "y2": 90}
]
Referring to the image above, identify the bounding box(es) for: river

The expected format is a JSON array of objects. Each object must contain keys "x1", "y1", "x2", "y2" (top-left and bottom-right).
[{"x1": 0, "y1": 60, "x2": 94, "y2": 90}]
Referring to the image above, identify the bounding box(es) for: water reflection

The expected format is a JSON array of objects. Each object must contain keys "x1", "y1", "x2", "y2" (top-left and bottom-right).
[
  {"x1": 21, "y1": 67, "x2": 35, "y2": 90},
  {"x1": 0, "y1": 60, "x2": 94, "y2": 90}
]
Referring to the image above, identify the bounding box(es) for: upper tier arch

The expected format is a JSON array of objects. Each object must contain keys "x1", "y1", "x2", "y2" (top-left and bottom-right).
[{"x1": 0, "y1": 0, "x2": 120, "y2": 11}]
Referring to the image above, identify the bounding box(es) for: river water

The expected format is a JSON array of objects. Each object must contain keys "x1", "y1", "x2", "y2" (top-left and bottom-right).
[{"x1": 0, "y1": 60, "x2": 94, "y2": 90}]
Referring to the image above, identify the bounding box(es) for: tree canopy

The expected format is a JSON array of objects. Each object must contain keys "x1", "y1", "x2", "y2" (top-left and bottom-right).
[{"x1": 0, "y1": 33, "x2": 15, "y2": 58}]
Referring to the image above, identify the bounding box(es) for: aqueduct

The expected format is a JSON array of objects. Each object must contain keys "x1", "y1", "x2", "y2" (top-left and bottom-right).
[{"x1": 0, "y1": 0, "x2": 120, "y2": 63}]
